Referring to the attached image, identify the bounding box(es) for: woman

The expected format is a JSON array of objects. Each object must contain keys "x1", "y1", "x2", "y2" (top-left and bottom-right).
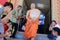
[{"x1": 24, "y1": 3, "x2": 41, "y2": 40}]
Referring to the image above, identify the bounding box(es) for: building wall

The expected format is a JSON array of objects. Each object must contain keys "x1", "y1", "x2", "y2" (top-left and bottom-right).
[
  {"x1": 8, "y1": 0, "x2": 24, "y2": 8},
  {"x1": 0, "y1": 0, "x2": 7, "y2": 5},
  {"x1": 52, "y1": 0, "x2": 60, "y2": 24}
]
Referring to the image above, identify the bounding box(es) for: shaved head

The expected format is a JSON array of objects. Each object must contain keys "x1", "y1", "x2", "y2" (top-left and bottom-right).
[{"x1": 30, "y1": 3, "x2": 36, "y2": 9}]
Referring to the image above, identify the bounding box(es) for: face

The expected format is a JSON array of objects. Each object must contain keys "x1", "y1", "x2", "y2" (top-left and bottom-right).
[
  {"x1": 51, "y1": 22, "x2": 56, "y2": 26},
  {"x1": 17, "y1": 7, "x2": 21, "y2": 11},
  {"x1": 4, "y1": 6, "x2": 11, "y2": 13},
  {"x1": 30, "y1": 3, "x2": 35, "y2": 9}
]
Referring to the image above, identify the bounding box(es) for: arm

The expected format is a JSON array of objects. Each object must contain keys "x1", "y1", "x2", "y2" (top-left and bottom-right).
[
  {"x1": 2, "y1": 11, "x2": 12, "y2": 23},
  {"x1": 0, "y1": 34, "x2": 5, "y2": 38},
  {"x1": 26, "y1": 10, "x2": 31, "y2": 21},
  {"x1": 0, "y1": 32, "x2": 9, "y2": 38},
  {"x1": 49, "y1": 24, "x2": 52, "y2": 31},
  {"x1": 6, "y1": 26, "x2": 12, "y2": 32},
  {"x1": 37, "y1": 10, "x2": 41, "y2": 19},
  {"x1": 49, "y1": 26, "x2": 51, "y2": 31}
]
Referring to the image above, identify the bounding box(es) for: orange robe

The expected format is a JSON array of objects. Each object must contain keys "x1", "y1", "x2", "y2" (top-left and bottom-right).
[{"x1": 24, "y1": 9, "x2": 40, "y2": 38}]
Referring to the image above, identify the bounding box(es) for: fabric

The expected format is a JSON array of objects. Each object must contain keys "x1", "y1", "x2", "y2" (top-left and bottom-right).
[
  {"x1": 2, "y1": 12, "x2": 8, "y2": 34},
  {"x1": 55, "y1": 24, "x2": 60, "y2": 29},
  {"x1": 56, "y1": 36, "x2": 60, "y2": 40},
  {"x1": 2, "y1": 12, "x2": 12, "y2": 24},
  {"x1": 0, "y1": 21, "x2": 4, "y2": 40},
  {"x1": 11, "y1": 22, "x2": 18, "y2": 38},
  {"x1": 10, "y1": 17, "x2": 17, "y2": 23},
  {"x1": 4, "y1": 24, "x2": 8, "y2": 33},
  {"x1": 12, "y1": 9, "x2": 22, "y2": 17},
  {"x1": 0, "y1": 5, "x2": 4, "y2": 19},
  {"x1": 24, "y1": 20, "x2": 39, "y2": 38},
  {"x1": 10, "y1": 9, "x2": 22, "y2": 23},
  {"x1": 24, "y1": 9, "x2": 40, "y2": 38},
  {"x1": 38, "y1": 25, "x2": 44, "y2": 33},
  {"x1": 0, "y1": 5, "x2": 4, "y2": 40},
  {"x1": 30, "y1": 10, "x2": 39, "y2": 19},
  {"x1": 39, "y1": 13, "x2": 45, "y2": 25},
  {"x1": 48, "y1": 34, "x2": 56, "y2": 40},
  {"x1": 3, "y1": 12, "x2": 7, "y2": 15},
  {"x1": 1, "y1": 12, "x2": 8, "y2": 20}
]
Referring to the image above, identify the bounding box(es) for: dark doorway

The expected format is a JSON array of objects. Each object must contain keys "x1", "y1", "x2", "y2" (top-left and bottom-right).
[{"x1": 24, "y1": 0, "x2": 52, "y2": 34}]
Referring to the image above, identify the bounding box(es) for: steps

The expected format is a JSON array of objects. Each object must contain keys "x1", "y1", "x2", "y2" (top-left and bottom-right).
[{"x1": 6, "y1": 32, "x2": 49, "y2": 40}]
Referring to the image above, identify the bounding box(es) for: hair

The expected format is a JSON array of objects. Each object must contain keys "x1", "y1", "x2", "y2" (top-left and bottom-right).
[
  {"x1": 4, "y1": 2, "x2": 13, "y2": 10},
  {"x1": 17, "y1": 5, "x2": 22, "y2": 8},
  {"x1": 53, "y1": 27, "x2": 60, "y2": 35},
  {"x1": 51, "y1": 20, "x2": 57, "y2": 24},
  {"x1": 31, "y1": 3, "x2": 35, "y2": 6},
  {"x1": 7, "y1": 20, "x2": 12, "y2": 23}
]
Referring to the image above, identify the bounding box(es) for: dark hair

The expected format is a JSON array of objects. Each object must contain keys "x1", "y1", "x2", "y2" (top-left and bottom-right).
[
  {"x1": 18, "y1": 5, "x2": 22, "y2": 8},
  {"x1": 51, "y1": 20, "x2": 57, "y2": 24},
  {"x1": 53, "y1": 27, "x2": 60, "y2": 35},
  {"x1": 4, "y1": 2, "x2": 13, "y2": 10},
  {"x1": 7, "y1": 20, "x2": 12, "y2": 23}
]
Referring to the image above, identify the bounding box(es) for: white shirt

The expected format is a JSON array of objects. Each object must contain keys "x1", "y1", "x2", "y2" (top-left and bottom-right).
[
  {"x1": 55, "y1": 24, "x2": 60, "y2": 29},
  {"x1": 49, "y1": 24, "x2": 60, "y2": 31},
  {"x1": 30, "y1": 9, "x2": 40, "y2": 20},
  {"x1": 56, "y1": 36, "x2": 60, "y2": 40}
]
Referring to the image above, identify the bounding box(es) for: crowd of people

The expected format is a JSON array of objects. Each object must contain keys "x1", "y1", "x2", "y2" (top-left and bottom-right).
[{"x1": 0, "y1": 2, "x2": 60, "y2": 40}]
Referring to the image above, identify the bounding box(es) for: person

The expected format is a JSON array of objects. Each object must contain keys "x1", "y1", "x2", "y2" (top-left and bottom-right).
[
  {"x1": 11, "y1": 5, "x2": 22, "y2": 23},
  {"x1": 6, "y1": 20, "x2": 15, "y2": 37},
  {"x1": 38, "y1": 13, "x2": 45, "y2": 34},
  {"x1": 49, "y1": 20, "x2": 60, "y2": 31},
  {"x1": 2, "y1": 2, "x2": 13, "y2": 18},
  {"x1": 10, "y1": 5, "x2": 22, "y2": 38},
  {"x1": 1, "y1": 2, "x2": 13, "y2": 34},
  {"x1": 0, "y1": 4, "x2": 11, "y2": 40},
  {"x1": 24, "y1": 3, "x2": 41, "y2": 40},
  {"x1": 48, "y1": 20, "x2": 60, "y2": 40},
  {"x1": 52, "y1": 27, "x2": 60, "y2": 40}
]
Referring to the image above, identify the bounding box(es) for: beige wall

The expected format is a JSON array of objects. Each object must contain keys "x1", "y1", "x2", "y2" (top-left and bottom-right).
[
  {"x1": 52, "y1": 0, "x2": 60, "y2": 24},
  {"x1": 8, "y1": 0, "x2": 23, "y2": 8}
]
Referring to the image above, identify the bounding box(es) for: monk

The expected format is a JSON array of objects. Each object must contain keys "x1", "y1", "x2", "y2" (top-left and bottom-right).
[{"x1": 24, "y1": 3, "x2": 41, "y2": 40}]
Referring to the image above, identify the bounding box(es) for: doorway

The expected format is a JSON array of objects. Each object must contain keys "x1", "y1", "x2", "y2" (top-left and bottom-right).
[{"x1": 24, "y1": 0, "x2": 52, "y2": 34}]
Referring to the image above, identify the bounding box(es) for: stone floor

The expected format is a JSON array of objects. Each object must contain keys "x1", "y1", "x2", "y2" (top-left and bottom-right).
[{"x1": 6, "y1": 32, "x2": 49, "y2": 40}]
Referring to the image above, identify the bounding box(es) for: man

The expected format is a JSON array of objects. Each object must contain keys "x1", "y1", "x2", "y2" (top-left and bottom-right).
[
  {"x1": 38, "y1": 13, "x2": 45, "y2": 34},
  {"x1": 10, "y1": 5, "x2": 22, "y2": 38},
  {"x1": 52, "y1": 27, "x2": 60, "y2": 40},
  {"x1": 24, "y1": 3, "x2": 41, "y2": 40},
  {"x1": 11, "y1": 5, "x2": 22, "y2": 23},
  {"x1": 0, "y1": 4, "x2": 10, "y2": 40}
]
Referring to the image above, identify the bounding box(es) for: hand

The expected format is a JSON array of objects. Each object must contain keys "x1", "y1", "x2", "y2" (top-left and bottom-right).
[{"x1": 5, "y1": 31, "x2": 11, "y2": 37}]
